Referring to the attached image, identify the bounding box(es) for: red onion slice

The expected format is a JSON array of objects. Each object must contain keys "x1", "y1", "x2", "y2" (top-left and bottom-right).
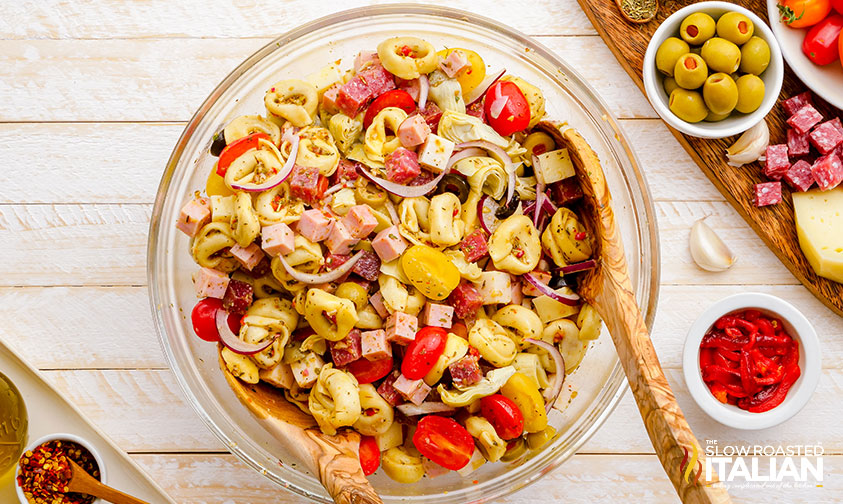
[
  {"x1": 533, "y1": 183, "x2": 545, "y2": 228},
  {"x1": 396, "y1": 402, "x2": 456, "y2": 416},
  {"x1": 445, "y1": 147, "x2": 486, "y2": 171},
  {"x1": 216, "y1": 309, "x2": 276, "y2": 355},
  {"x1": 324, "y1": 182, "x2": 346, "y2": 196},
  {"x1": 278, "y1": 250, "x2": 365, "y2": 285},
  {"x1": 555, "y1": 259, "x2": 597, "y2": 275},
  {"x1": 465, "y1": 68, "x2": 506, "y2": 106},
  {"x1": 358, "y1": 165, "x2": 447, "y2": 198},
  {"x1": 523, "y1": 272, "x2": 581, "y2": 306},
  {"x1": 385, "y1": 199, "x2": 400, "y2": 226},
  {"x1": 230, "y1": 135, "x2": 300, "y2": 192},
  {"x1": 525, "y1": 338, "x2": 566, "y2": 412},
  {"x1": 418, "y1": 74, "x2": 430, "y2": 110},
  {"x1": 477, "y1": 195, "x2": 501, "y2": 234}
]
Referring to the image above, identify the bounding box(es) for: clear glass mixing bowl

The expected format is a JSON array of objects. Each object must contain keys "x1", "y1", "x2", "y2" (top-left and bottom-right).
[{"x1": 148, "y1": 5, "x2": 660, "y2": 502}]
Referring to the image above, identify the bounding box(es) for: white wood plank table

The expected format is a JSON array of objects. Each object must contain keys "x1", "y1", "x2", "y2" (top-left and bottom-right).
[{"x1": 2, "y1": 1, "x2": 841, "y2": 502}]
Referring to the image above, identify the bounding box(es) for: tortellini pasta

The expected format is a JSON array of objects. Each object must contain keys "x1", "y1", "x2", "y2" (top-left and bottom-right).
[
  {"x1": 254, "y1": 183, "x2": 305, "y2": 225},
  {"x1": 405, "y1": 286, "x2": 427, "y2": 317},
  {"x1": 443, "y1": 250, "x2": 482, "y2": 281},
  {"x1": 468, "y1": 319, "x2": 517, "y2": 367},
  {"x1": 232, "y1": 191, "x2": 260, "y2": 247},
  {"x1": 303, "y1": 288, "x2": 358, "y2": 341},
  {"x1": 191, "y1": 222, "x2": 238, "y2": 272},
  {"x1": 428, "y1": 70, "x2": 465, "y2": 114},
  {"x1": 224, "y1": 115, "x2": 281, "y2": 146},
  {"x1": 376, "y1": 37, "x2": 438, "y2": 80},
  {"x1": 512, "y1": 353, "x2": 550, "y2": 389},
  {"x1": 271, "y1": 255, "x2": 308, "y2": 293},
  {"x1": 364, "y1": 107, "x2": 408, "y2": 163},
  {"x1": 378, "y1": 274, "x2": 408, "y2": 314},
  {"x1": 355, "y1": 304, "x2": 384, "y2": 329},
  {"x1": 265, "y1": 79, "x2": 318, "y2": 127},
  {"x1": 284, "y1": 235, "x2": 324, "y2": 273},
  {"x1": 491, "y1": 304, "x2": 543, "y2": 349},
  {"x1": 328, "y1": 113, "x2": 363, "y2": 154},
  {"x1": 576, "y1": 303, "x2": 602, "y2": 341},
  {"x1": 240, "y1": 297, "x2": 299, "y2": 368},
  {"x1": 542, "y1": 208, "x2": 593, "y2": 267},
  {"x1": 502, "y1": 76, "x2": 546, "y2": 128},
  {"x1": 308, "y1": 366, "x2": 361, "y2": 435},
  {"x1": 398, "y1": 197, "x2": 432, "y2": 246},
  {"x1": 428, "y1": 193, "x2": 465, "y2": 247},
  {"x1": 224, "y1": 140, "x2": 285, "y2": 190},
  {"x1": 544, "y1": 318, "x2": 588, "y2": 373},
  {"x1": 381, "y1": 446, "x2": 425, "y2": 484},
  {"x1": 296, "y1": 126, "x2": 341, "y2": 176},
  {"x1": 221, "y1": 347, "x2": 259, "y2": 384},
  {"x1": 488, "y1": 215, "x2": 542, "y2": 275},
  {"x1": 353, "y1": 384, "x2": 394, "y2": 436},
  {"x1": 465, "y1": 416, "x2": 507, "y2": 463}
]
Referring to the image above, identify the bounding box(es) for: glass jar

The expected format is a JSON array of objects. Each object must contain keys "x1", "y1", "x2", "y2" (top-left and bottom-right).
[{"x1": 0, "y1": 372, "x2": 28, "y2": 477}]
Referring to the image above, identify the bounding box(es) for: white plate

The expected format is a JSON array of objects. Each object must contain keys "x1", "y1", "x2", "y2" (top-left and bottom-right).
[{"x1": 767, "y1": 0, "x2": 843, "y2": 110}]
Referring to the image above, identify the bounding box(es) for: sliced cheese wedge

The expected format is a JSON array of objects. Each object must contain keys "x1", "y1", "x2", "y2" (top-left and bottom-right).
[{"x1": 793, "y1": 187, "x2": 843, "y2": 284}]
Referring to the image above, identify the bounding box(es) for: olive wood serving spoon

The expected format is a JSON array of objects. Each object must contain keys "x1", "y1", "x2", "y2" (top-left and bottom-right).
[
  {"x1": 218, "y1": 349, "x2": 382, "y2": 504},
  {"x1": 65, "y1": 458, "x2": 149, "y2": 504},
  {"x1": 535, "y1": 122, "x2": 731, "y2": 504}
]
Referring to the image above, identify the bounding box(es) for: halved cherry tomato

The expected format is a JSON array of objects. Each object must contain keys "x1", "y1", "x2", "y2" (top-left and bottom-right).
[
  {"x1": 480, "y1": 394, "x2": 524, "y2": 440},
  {"x1": 778, "y1": 0, "x2": 832, "y2": 28},
  {"x1": 401, "y1": 327, "x2": 448, "y2": 379},
  {"x1": 358, "y1": 435, "x2": 380, "y2": 476},
  {"x1": 216, "y1": 132, "x2": 269, "y2": 176},
  {"x1": 803, "y1": 14, "x2": 843, "y2": 65},
  {"x1": 363, "y1": 89, "x2": 417, "y2": 129},
  {"x1": 347, "y1": 356, "x2": 393, "y2": 384},
  {"x1": 436, "y1": 48, "x2": 487, "y2": 97},
  {"x1": 412, "y1": 415, "x2": 474, "y2": 470},
  {"x1": 206, "y1": 165, "x2": 233, "y2": 197},
  {"x1": 483, "y1": 81, "x2": 530, "y2": 137},
  {"x1": 834, "y1": 0, "x2": 843, "y2": 13},
  {"x1": 315, "y1": 174, "x2": 330, "y2": 201},
  {"x1": 191, "y1": 298, "x2": 240, "y2": 342}
]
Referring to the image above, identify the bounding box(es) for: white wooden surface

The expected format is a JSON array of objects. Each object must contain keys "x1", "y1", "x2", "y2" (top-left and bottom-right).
[{"x1": 2, "y1": 1, "x2": 842, "y2": 502}]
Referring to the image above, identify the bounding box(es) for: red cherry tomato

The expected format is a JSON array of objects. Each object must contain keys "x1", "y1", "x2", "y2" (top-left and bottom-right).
[
  {"x1": 216, "y1": 132, "x2": 270, "y2": 176},
  {"x1": 358, "y1": 435, "x2": 380, "y2": 476},
  {"x1": 347, "y1": 356, "x2": 393, "y2": 384},
  {"x1": 363, "y1": 89, "x2": 417, "y2": 129},
  {"x1": 834, "y1": 0, "x2": 843, "y2": 14},
  {"x1": 803, "y1": 14, "x2": 843, "y2": 65},
  {"x1": 401, "y1": 327, "x2": 448, "y2": 379},
  {"x1": 191, "y1": 298, "x2": 240, "y2": 342},
  {"x1": 412, "y1": 415, "x2": 475, "y2": 470},
  {"x1": 480, "y1": 394, "x2": 524, "y2": 440},
  {"x1": 483, "y1": 81, "x2": 530, "y2": 137},
  {"x1": 315, "y1": 174, "x2": 329, "y2": 201}
]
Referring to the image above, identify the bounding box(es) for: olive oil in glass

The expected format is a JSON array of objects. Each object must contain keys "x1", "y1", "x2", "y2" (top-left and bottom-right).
[{"x1": 0, "y1": 372, "x2": 28, "y2": 477}]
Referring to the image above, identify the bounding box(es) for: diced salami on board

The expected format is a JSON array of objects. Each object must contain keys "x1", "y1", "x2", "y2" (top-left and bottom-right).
[
  {"x1": 786, "y1": 104, "x2": 824, "y2": 135},
  {"x1": 763, "y1": 144, "x2": 790, "y2": 180},
  {"x1": 754, "y1": 181, "x2": 782, "y2": 207},
  {"x1": 783, "y1": 160, "x2": 816, "y2": 192},
  {"x1": 782, "y1": 91, "x2": 814, "y2": 117},
  {"x1": 811, "y1": 153, "x2": 843, "y2": 191},
  {"x1": 809, "y1": 120, "x2": 843, "y2": 155},
  {"x1": 786, "y1": 129, "x2": 811, "y2": 157}
]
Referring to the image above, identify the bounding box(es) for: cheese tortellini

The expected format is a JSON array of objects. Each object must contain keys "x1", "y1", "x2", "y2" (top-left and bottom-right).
[
  {"x1": 232, "y1": 191, "x2": 260, "y2": 247},
  {"x1": 254, "y1": 183, "x2": 305, "y2": 225},
  {"x1": 492, "y1": 304, "x2": 543, "y2": 349},
  {"x1": 303, "y1": 288, "x2": 358, "y2": 342},
  {"x1": 378, "y1": 274, "x2": 409, "y2": 314},
  {"x1": 376, "y1": 37, "x2": 438, "y2": 80},
  {"x1": 465, "y1": 416, "x2": 507, "y2": 463},
  {"x1": 428, "y1": 193, "x2": 465, "y2": 247},
  {"x1": 353, "y1": 384, "x2": 394, "y2": 436},
  {"x1": 308, "y1": 366, "x2": 361, "y2": 435},
  {"x1": 239, "y1": 297, "x2": 299, "y2": 369},
  {"x1": 381, "y1": 446, "x2": 425, "y2": 484},
  {"x1": 488, "y1": 215, "x2": 542, "y2": 275},
  {"x1": 224, "y1": 140, "x2": 285, "y2": 190},
  {"x1": 364, "y1": 107, "x2": 408, "y2": 162},
  {"x1": 297, "y1": 126, "x2": 341, "y2": 176},
  {"x1": 468, "y1": 319, "x2": 517, "y2": 367},
  {"x1": 577, "y1": 303, "x2": 602, "y2": 341},
  {"x1": 265, "y1": 79, "x2": 318, "y2": 127},
  {"x1": 224, "y1": 115, "x2": 281, "y2": 146},
  {"x1": 192, "y1": 222, "x2": 238, "y2": 272},
  {"x1": 542, "y1": 208, "x2": 593, "y2": 267},
  {"x1": 398, "y1": 197, "x2": 432, "y2": 247}
]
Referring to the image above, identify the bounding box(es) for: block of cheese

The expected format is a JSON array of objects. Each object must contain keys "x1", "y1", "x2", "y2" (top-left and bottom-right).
[
  {"x1": 793, "y1": 187, "x2": 843, "y2": 284},
  {"x1": 534, "y1": 148, "x2": 575, "y2": 185}
]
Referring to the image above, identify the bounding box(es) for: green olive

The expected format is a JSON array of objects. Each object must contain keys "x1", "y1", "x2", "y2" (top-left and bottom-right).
[
  {"x1": 669, "y1": 88, "x2": 708, "y2": 123},
  {"x1": 739, "y1": 36, "x2": 771, "y2": 75},
  {"x1": 735, "y1": 74, "x2": 765, "y2": 114},
  {"x1": 663, "y1": 76, "x2": 680, "y2": 96},
  {"x1": 656, "y1": 37, "x2": 690, "y2": 76},
  {"x1": 703, "y1": 73, "x2": 738, "y2": 115},
  {"x1": 335, "y1": 282, "x2": 368, "y2": 311},
  {"x1": 716, "y1": 12, "x2": 754, "y2": 45},
  {"x1": 705, "y1": 110, "x2": 731, "y2": 122},
  {"x1": 680, "y1": 12, "x2": 716, "y2": 45},
  {"x1": 701, "y1": 37, "x2": 742, "y2": 73},
  {"x1": 673, "y1": 53, "x2": 708, "y2": 90}
]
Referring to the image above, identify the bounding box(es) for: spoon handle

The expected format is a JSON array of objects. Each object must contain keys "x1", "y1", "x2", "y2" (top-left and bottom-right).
[
  {"x1": 305, "y1": 429, "x2": 383, "y2": 504},
  {"x1": 67, "y1": 460, "x2": 150, "y2": 504}
]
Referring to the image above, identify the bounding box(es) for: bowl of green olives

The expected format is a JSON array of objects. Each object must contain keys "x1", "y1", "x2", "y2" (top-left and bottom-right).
[{"x1": 643, "y1": 1, "x2": 783, "y2": 138}]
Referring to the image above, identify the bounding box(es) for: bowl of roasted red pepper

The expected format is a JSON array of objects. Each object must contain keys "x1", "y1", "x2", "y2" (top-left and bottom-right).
[{"x1": 683, "y1": 293, "x2": 821, "y2": 430}]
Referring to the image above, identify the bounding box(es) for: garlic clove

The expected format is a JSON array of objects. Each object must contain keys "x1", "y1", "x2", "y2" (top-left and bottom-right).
[
  {"x1": 689, "y1": 217, "x2": 737, "y2": 272},
  {"x1": 726, "y1": 120, "x2": 769, "y2": 167}
]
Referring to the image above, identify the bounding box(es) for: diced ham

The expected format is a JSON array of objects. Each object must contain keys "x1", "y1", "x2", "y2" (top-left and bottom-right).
[
  {"x1": 786, "y1": 104, "x2": 823, "y2": 135},
  {"x1": 763, "y1": 144, "x2": 790, "y2": 180},
  {"x1": 784, "y1": 160, "x2": 815, "y2": 192},
  {"x1": 342, "y1": 205, "x2": 379, "y2": 239},
  {"x1": 448, "y1": 282, "x2": 483, "y2": 319},
  {"x1": 419, "y1": 103, "x2": 443, "y2": 133},
  {"x1": 787, "y1": 129, "x2": 811, "y2": 157},
  {"x1": 229, "y1": 242, "x2": 265, "y2": 271},
  {"x1": 782, "y1": 91, "x2": 814, "y2": 116},
  {"x1": 369, "y1": 291, "x2": 389, "y2": 318},
  {"x1": 460, "y1": 230, "x2": 489, "y2": 262},
  {"x1": 325, "y1": 220, "x2": 359, "y2": 255},
  {"x1": 754, "y1": 181, "x2": 783, "y2": 207},
  {"x1": 397, "y1": 114, "x2": 431, "y2": 148},
  {"x1": 522, "y1": 270, "x2": 552, "y2": 297},
  {"x1": 811, "y1": 153, "x2": 843, "y2": 191},
  {"x1": 396, "y1": 77, "x2": 421, "y2": 102},
  {"x1": 259, "y1": 362, "x2": 295, "y2": 389},
  {"x1": 329, "y1": 329, "x2": 362, "y2": 367},
  {"x1": 192, "y1": 267, "x2": 230, "y2": 299},
  {"x1": 448, "y1": 355, "x2": 483, "y2": 388},
  {"x1": 242, "y1": 256, "x2": 271, "y2": 279},
  {"x1": 392, "y1": 374, "x2": 431, "y2": 405},
  {"x1": 372, "y1": 225, "x2": 408, "y2": 262},
  {"x1": 352, "y1": 250, "x2": 381, "y2": 281},
  {"x1": 377, "y1": 371, "x2": 404, "y2": 406},
  {"x1": 222, "y1": 279, "x2": 254, "y2": 314},
  {"x1": 354, "y1": 51, "x2": 379, "y2": 73},
  {"x1": 331, "y1": 159, "x2": 360, "y2": 185},
  {"x1": 337, "y1": 77, "x2": 373, "y2": 117},
  {"x1": 549, "y1": 178, "x2": 584, "y2": 206},
  {"x1": 385, "y1": 311, "x2": 418, "y2": 345},
  {"x1": 298, "y1": 209, "x2": 335, "y2": 243},
  {"x1": 358, "y1": 63, "x2": 396, "y2": 97},
  {"x1": 290, "y1": 352, "x2": 325, "y2": 388},
  {"x1": 417, "y1": 134, "x2": 456, "y2": 173},
  {"x1": 420, "y1": 303, "x2": 455, "y2": 329},
  {"x1": 289, "y1": 164, "x2": 324, "y2": 205},
  {"x1": 385, "y1": 147, "x2": 421, "y2": 184},
  {"x1": 809, "y1": 120, "x2": 843, "y2": 155},
  {"x1": 361, "y1": 329, "x2": 392, "y2": 361},
  {"x1": 261, "y1": 223, "x2": 295, "y2": 257},
  {"x1": 176, "y1": 197, "x2": 211, "y2": 237},
  {"x1": 439, "y1": 50, "x2": 469, "y2": 78},
  {"x1": 321, "y1": 83, "x2": 341, "y2": 115}
]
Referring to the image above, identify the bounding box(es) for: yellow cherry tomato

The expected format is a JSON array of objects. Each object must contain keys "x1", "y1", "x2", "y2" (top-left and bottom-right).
[
  {"x1": 206, "y1": 164, "x2": 233, "y2": 197},
  {"x1": 400, "y1": 245, "x2": 460, "y2": 301},
  {"x1": 500, "y1": 372, "x2": 547, "y2": 433},
  {"x1": 436, "y1": 48, "x2": 486, "y2": 98}
]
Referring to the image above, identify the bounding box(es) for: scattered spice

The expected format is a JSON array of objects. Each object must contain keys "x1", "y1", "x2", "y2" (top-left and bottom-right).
[{"x1": 17, "y1": 439, "x2": 100, "y2": 504}]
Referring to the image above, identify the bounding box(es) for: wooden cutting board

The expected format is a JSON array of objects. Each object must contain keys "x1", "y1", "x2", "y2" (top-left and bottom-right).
[{"x1": 577, "y1": 0, "x2": 843, "y2": 317}]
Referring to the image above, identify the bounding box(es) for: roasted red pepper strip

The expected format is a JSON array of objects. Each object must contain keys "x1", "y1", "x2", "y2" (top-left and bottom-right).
[
  {"x1": 709, "y1": 382, "x2": 729, "y2": 403},
  {"x1": 701, "y1": 332, "x2": 749, "y2": 351},
  {"x1": 716, "y1": 347, "x2": 741, "y2": 362},
  {"x1": 743, "y1": 309, "x2": 761, "y2": 321},
  {"x1": 754, "y1": 317, "x2": 775, "y2": 337},
  {"x1": 699, "y1": 348, "x2": 715, "y2": 369}
]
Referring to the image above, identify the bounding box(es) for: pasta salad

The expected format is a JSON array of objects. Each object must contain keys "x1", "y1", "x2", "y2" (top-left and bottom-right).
[{"x1": 178, "y1": 35, "x2": 602, "y2": 483}]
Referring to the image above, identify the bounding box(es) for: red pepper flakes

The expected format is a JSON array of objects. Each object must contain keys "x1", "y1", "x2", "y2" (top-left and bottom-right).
[
  {"x1": 17, "y1": 439, "x2": 100, "y2": 504},
  {"x1": 574, "y1": 231, "x2": 587, "y2": 240}
]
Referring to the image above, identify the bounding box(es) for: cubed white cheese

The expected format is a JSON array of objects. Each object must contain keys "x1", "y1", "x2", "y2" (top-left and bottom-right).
[
  {"x1": 290, "y1": 352, "x2": 325, "y2": 388},
  {"x1": 375, "y1": 421, "x2": 403, "y2": 452},
  {"x1": 535, "y1": 148, "x2": 575, "y2": 185},
  {"x1": 259, "y1": 362, "x2": 295, "y2": 389},
  {"x1": 532, "y1": 288, "x2": 580, "y2": 323},
  {"x1": 417, "y1": 134, "x2": 456, "y2": 173},
  {"x1": 331, "y1": 187, "x2": 357, "y2": 216},
  {"x1": 210, "y1": 195, "x2": 235, "y2": 223},
  {"x1": 305, "y1": 63, "x2": 342, "y2": 96},
  {"x1": 472, "y1": 271, "x2": 512, "y2": 305}
]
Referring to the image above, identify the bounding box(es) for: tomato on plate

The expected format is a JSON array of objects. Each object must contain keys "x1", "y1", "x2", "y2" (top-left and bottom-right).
[
  {"x1": 483, "y1": 81, "x2": 530, "y2": 137},
  {"x1": 412, "y1": 415, "x2": 474, "y2": 470},
  {"x1": 191, "y1": 298, "x2": 240, "y2": 342},
  {"x1": 401, "y1": 327, "x2": 448, "y2": 379},
  {"x1": 347, "y1": 356, "x2": 393, "y2": 384},
  {"x1": 778, "y1": 0, "x2": 832, "y2": 28},
  {"x1": 803, "y1": 14, "x2": 843, "y2": 65},
  {"x1": 216, "y1": 132, "x2": 269, "y2": 176},
  {"x1": 436, "y1": 48, "x2": 487, "y2": 97},
  {"x1": 363, "y1": 89, "x2": 417, "y2": 129},
  {"x1": 480, "y1": 394, "x2": 524, "y2": 440},
  {"x1": 358, "y1": 435, "x2": 380, "y2": 476}
]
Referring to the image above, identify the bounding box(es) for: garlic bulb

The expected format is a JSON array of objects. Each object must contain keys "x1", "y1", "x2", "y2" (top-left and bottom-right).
[
  {"x1": 726, "y1": 120, "x2": 769, "y2": 167},
  {"x1": 689, "y1": 217, "x2": 736, "y2": 272}
]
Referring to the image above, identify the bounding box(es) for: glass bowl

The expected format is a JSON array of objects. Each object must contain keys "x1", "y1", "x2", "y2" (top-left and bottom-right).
[{"x1": 148, "y1": 5, "x2": 660, "y2": 503}]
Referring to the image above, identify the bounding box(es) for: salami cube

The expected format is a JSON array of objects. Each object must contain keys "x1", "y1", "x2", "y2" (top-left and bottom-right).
[
  {"x1": 522, "y1": 270, "x2": 552, "y2": 297},
  {"x1": 763, "y1": 144, "x2": 790, "y2": 180},
  {"x1": 229, "y1": 242, "x2": 265, "y2": 271},
  {"x1": 787, "y1": 129, "x2": 811, "y2": 157},
  {"x1": 420, "y1": 303, "x2": 455, "y2": 329},
  {"x1": 782, "y1": 91, "x2": 814, "y2": 116},
  {"x1": 325, "y1": 220, "x2": 358, "y2": 255},
  {"x1": 369, "y1": 291, "x2": 389, "y2": 318},
  {"x1": 439, "y1": 50, "x2": 469, "y2": 78},
  {"x1": 324, "y1": 253, "x2": 350, "y2": 271},
  {"x1": 397, "y1": 77, "x2": 421, "y2": 102},
  {"x1": 337, "y1": 77, "x2": 373, "y2": 117},
  {"x1": 259, "y1": 362, "x2": 295, "y2": 389},
  {"x1": 372, "y1": 225, "x2": 408, "y2": 262},
  {"x1": 353, "y1": 51, "x2": 378, "y2": 72},
  {"x1": 222, "y1": 279, "x2": 254, "y2": 314},
  {"x1": 331, "y1": 159, "x2": 360, "y2": 185},
  {"x1": 448, "y1": 355, "x2": 483, "y2": 388},
  {"x1": 385, "y1": 147, "x2": 421, "y2": 184},
  {"x1": 342, "y1": 205, "x2": 378, "y2": 239},
  {"x1": 460, "y1": 230, "x2": 489, "y2": 262},
  {"x1": 419, "y1": 103, "x2": 443, "y2": 133},
  {"x1": 829, "y1": 117, "x2": 843, "y2": 137},
  {"x1": 358, "y1": 63, "x2": 396, "y2": 97},
  {"x1": 754, "y1": 181, "x2": 783, "y2": 207},
  {"x1": 473, "y1": 271, "x2": 512, "y2": 305},
  {"x1": 549, "y1": 178, "x2": 584, "y2": 206},
  {"x1": 242, "y1": 256, "x2": 271, "y2": 279},
  {"x1": 417, "y1": 134, "x2": 456, "y2": 173},
  {"x1": 392, "y1": 374, "x2": 431, "y2": 405},
  {"x1": 377, "y1": 371, "x2": 404, "y2": 406},
  {"x1": 398, "y1": 114, "x2": 431, "y2": 148},
  {"x1": 290, "y1": 352, "x2": 325, "y2": 388},
  {"x1": 360, "y1": 329, "x2": 392, "y2": 361},
  {"x1": 261, "y1": 222, "x2": 295, "y2": 257},
  {"x1": 784, "y1": 160, "x2": 816, "y2": 192},
  {"x1": 787, "y1": 104, "x2": 823, "y2": 134},
  {"x1": 289, "y1": 164, "x2": 324, "y2": 205},
  {"x1": 321, "y1": 83, "x2": 341, "y2": 115},
  {"x1": 385, "y1": 311, "x2": 418, "y2": 345},
  {"x1": 298, "y1": 209, "x2": 334, "y2": 242},
  {"x1": 352, "y1": 250, "x2": 381, "y2": 281},
  {"x1": 466, "y1": 100, "x2": 485, "y2": 122},
  {"x1": 811, "y1": 153, "x2": 843, "y2": 191},
  {"x1": 176, "y1": 197, "x2": 211, "y2": 237},
  {"x1": 809, "y1": 120, "x2": 843, "y2": 155},
  {"x1": 448, "y1": 282, "x2": 484, "y2": 319},
  {"x1": 192, "y1": 267, "x2": 230, "y2": 299},
  {"x1": 329, "y1": 329, "x2": 362, "y2": 367}
]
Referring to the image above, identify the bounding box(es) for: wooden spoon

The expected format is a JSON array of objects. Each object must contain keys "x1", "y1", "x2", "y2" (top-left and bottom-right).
[
  {"x1": 66, "y1": 458, "x2": 149, "y2": 504},
  {"x1": 535, "y1": 122, "x2": 731, "y2": 504},
  {"x1": 218, "y1": 349, "x2": 383, "y2": 504}
]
